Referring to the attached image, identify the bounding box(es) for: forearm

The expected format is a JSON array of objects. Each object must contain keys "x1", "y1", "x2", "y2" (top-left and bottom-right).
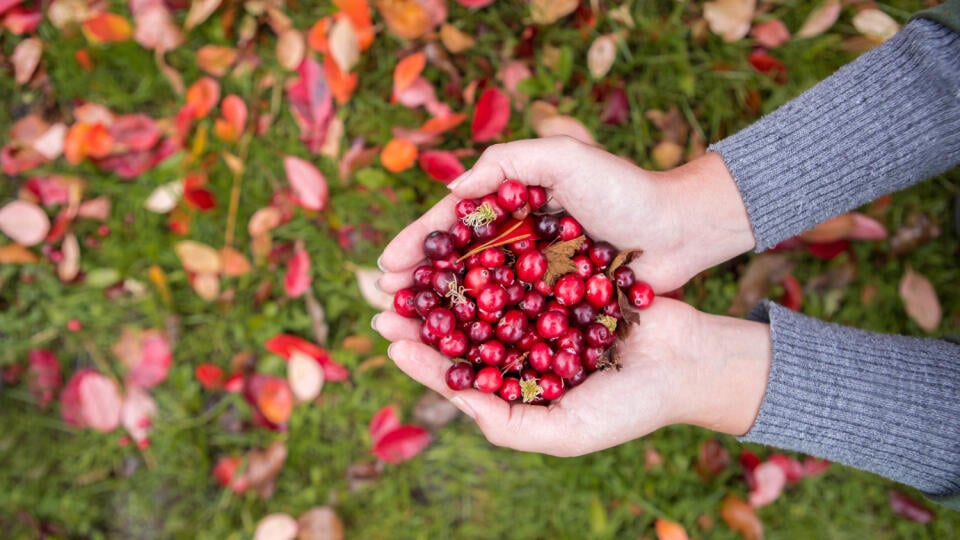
[{"x1": 711, "y1": 18, "x2": 960, "y2": 251}]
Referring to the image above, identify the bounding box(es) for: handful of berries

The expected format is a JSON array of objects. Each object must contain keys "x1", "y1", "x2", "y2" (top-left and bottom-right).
[{"x1": 393, "y1": 180, "x2": 654, "y2": 404}]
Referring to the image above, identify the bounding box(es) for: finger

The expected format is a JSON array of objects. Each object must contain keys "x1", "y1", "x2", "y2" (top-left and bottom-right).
[
  {"x1": 372, "y1": 311, "x2": 421, "y2": 342},
  {"x1": 379, "y1": 194, "x2": 459, "y2": 273},
  {"x1": 377, "y1": 270, "x2": 415, "y2": 294},
  {"x1": 448, "y1": 137, "x2": 581, "y2": 199}
]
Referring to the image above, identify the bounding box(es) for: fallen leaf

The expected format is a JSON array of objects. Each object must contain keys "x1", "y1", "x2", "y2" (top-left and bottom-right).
[
  {"x1": 79, "y1": 371, "x2": 123, "y2": 432},
  {"x1": 252, "y1": 376, "x2": 294, "y2": 425},
  {"x1": 748, "y1": 50, "x2": 787, "y2": 83},
  {"x1": 796, "y1": 0, "x2": 840, "y2": 38},
  {"x1": 695, "y1": 439, "x2": 730, "y2": 481},
  {"x1": 0, "y1": 243, "x2": 39, "y2": 263},
  {"x1": 265, "y1": 334, "x2": 350, "y2": 382},
  {"x1": 393, "y1": 51, "x2": 426, "y2": 95},
  {"x1": 131, "y1": 1, "x2": 183, "y2": 52},
  {"x1": 110, "y1": 114, "x2": 161, "y2": 151},
  {"x1": 587, "y1": 34, "x2": 617, "y2": 79},
  {"x1": 144, "y1": 181, "x2": 183, "y2": 213},
  {"x1": 720, "y1": 495, "x2": 764, "y2": 540},
  {"x1": 214, "y1": 95, "x2": 248, "y2": 142},
  {"x1": 655, "y1": 519, "x2": 690, "y2": 540},
  {"x1": 196, "y1": 45, "x2": 237, "y2": 77},
  {"x1": 64, "y1": 122, "x2": 113, "y2": 164},
  {"x1": 12, "y1": 36, "x2": 41, "y2": 85},
  {"x1": 31, "y1": 123, "x2": 67, "y2": 160},
  {"x1": 535, "y1": 115, "x2": 595, "y2": 145},
  {"x1": 890, "y1": 213, "x2": 941, "y2": 255},
  {"x1": 750, "y1": 19, "x2": 790, "y2": 48},
  {"x1": 220, "y1": 247, "x2": 252, "y2": 277},
  {"x1": 121, "y1": 385, "x2": 156, "y2": 442},
  {"x1": 213, "y1": 455, "x2": 248, "y2": 493},
  {"x1": 413, "y1": 390, "x2": 460, "y2": 430},
  {"x1": 651, "y1": 141, "x2": 683, "y2": 169},
  {"x1": 373, "y1": 425, "x2": 430, "y2": 464},
  {"x1": 530, "y1": 0, "x2": 577, "y2": 25},
  {"x1": 380, "y1": 138, "x2": 418, "y2": 173},
  {"x1": 288, "y1": 58, "x2": 335, "y2": 153},
  {"x1": 175, "y1": 240, "x2": 221, "y2": 275},
  {"x1": 899, "y1": 267, "x2": 941, "y2": 332},
  {"x1": 249, "y1": 206, "x2": 283, "y2": 237},
  {"x1": 27, "y1": 349, "x2": 61, "y2": 409},
  {"x1": 376, "y1": 0, "x2": 431, "y2": 39},
  {"x1": 284, "y1": 156, "x2": 329, "y2": 211},
  {"x1": 329, "y1": 17, "x2": 360, "y2": 73},
  {"x1": 354, "y1": 267, "x2": 395, "y2": 310},
  {"x1": 749, "y1": 461, "x2": 787, "y2": 507},
  {"x1": 704, "y1": 0, "x2": 756, "y2": 42},
  {"x1": 277, "y1": 29, "x2": 306, "y2": 71},
  {"x1": 82, "y1": 12, "x2": 132, "y2": 43},
  {"x1": 254, "y1": 513, "x2": 299, "y2": 540},
  {"x1": 57, "y1": 232, "x2": 80, "y2": 282},
  {"x1": 471, "y1": 87, "x2": 510, "y2": 142},
  {"x1": 728, "y1": 254, "x2": 794, "y2": 316},
  {"x1": 0, "y1": 200, "x2": 49, "y2": 247},
  {"x1": 440, "y1": 23, "x2": 475, "y2": 53},
  {"x1": 195, "y1": 363, "x2": 224, "y2": 389},
  {"x1": 288, "y1": 351, "x2": 325, "y2": 403},
  {"x1": 298, "y1": 507, "x2": 344, "y2": 540},
  {"x1": 246, "y1": 441, "x2": 288, "y2": 497},
  {"x1": 285, "y1": 245, "x2": 311, "y2": 298},
  {"x1": 184, "y1": 0, "x2": 222, "y2": 30},
  {"x1": 847, "y1": 212, "x2": 886, "y2": 240},
  {"x1": 418, "y1": 150, "x2": 465, "y2": 183},
  {"x1": 370, "y1": 405, "x2": 402, "y2": 443},
  {"x1": 889, "y1": 489, "x2": 935, "y2": 523},
  {"x1": 186, "y1": 77, "x2": 220, "y2": 120},
  {"x1": 853, "y1": 8, "x2": 899, "y2": 42},
  {"x1": 645, "y1": 107, "x2": 688, "y2": 143}
]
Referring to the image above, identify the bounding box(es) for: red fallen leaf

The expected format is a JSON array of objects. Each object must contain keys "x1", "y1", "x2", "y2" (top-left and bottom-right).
[
  {"x1": 285, "y1": 245, "x2": 311, "y2": 298},
  {"x1": 801, "y1": 457, "x2": 830, "y2": 477},
  {"x1": 78, "y1": 371, "x2": 123, "y2": 432},
  {"x1": 889, "y1": 489, "x2": 935, "y2": 523},
  {"x1": 740, "y1": 450, "x2": 761, "y2": 483},
  {"x1": 61, "y1": 369, "x2": 94, "y2": 428},
  {"x1": 2, "y1": 5, "x2": 42, "y2": 35},
  {"x1": 767, "y1": 453, "x2": 805, "y2": 484},
  {"x1": 186, "y1": 77, "x2": 220, "y2": 120},
  {"x1": 779, "y1": 273, "x2": 802, "y2": 311},
  {"x1": 370, "y1": 405, "x2": 401, "y2": 443},
  {"x1": 288, "y1": 57, "x2": 335, "y2": 153},
  {"x1": 94, "y1": 138, "x2": 177, "y2": 179},
  {"x1": 598, "y1": 85, "x2": 629, "y2": 126},
  {"x1": 374, "y1": 425, "x2": 430, "y2": 464},
  {"x1": 184, "y1": 187, "x2": 217, "y2": 211},
  {"x1": 109, "y1": 114, "x2": 161, "y2": 152},
  {"x1": 23, "y1": 177, "x2": 70, "y2": 207},
  {"x1": 121, "y1": 385, "x2": 156, "y2": 442},
  {"x1": 27, "y1": 349, "x2": 61, "y2": 410},
  {"x1": 284, "y1": 156, "x2": 329, "y2": 211},
  {"x1": 213, "y1": 455, "x2": 249, "y2": 493},
  {"x1": 418, "y1": 150, "x2": 464, "y2": 183},
  {"x1": 720, "y1": 496, "x2": 764, "y2": 540},
  {"x1": 748, "y1": 50, "x2": 788, "y2": 85},
  {"x1": 0, "y1": 200, "x2": 50, "y2": 247},
  {"x1": 195, "y1": 363, "x2": 224, "y2": 389},
  {"x1": 75, "y1": 49, "x2": 94, "y2": 70},
  {"x1": 214, "y1": 95, "x2": 247, "y2": 142},
  {"x1": 750, "y1": 19, "x2": 790, "y2": 48},
  {"x1": 265, "y1": 334, "x2": 350, "y2": 382},
  {"x1": 114, "y1": 328, "x2": 173, "y2": 389},
  {"x1": 471, "y1": 87, "x2": 510, "y2": 142},
  {"x1": 748, "y1": 461, "x2": 787, "y2": 507},
  {"x1": 805, "y1": 239, "x2": 849, "y2": 260},
  {"x1": 0, "y1": 0, "x2": 25, "y2": 14},
  {"x1": 224, "y1": 372, "x2": 244, "y2": 393},
  {"x1": 65, "y1": 122, "x2": 114, "y2": 164},
  {"x1": 82, "y1": 12, "x2": 133, "y2": 43}
]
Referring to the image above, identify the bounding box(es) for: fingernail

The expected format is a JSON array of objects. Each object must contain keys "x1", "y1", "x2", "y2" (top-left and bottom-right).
[
  {"x1": 370, "y1": 314, "x2": 380, "y2": 332},
  {"x1": 375, "y1": 278, "x2": 385, "y2": 293},
  {"x1": 447, "y1": 170, "x2": 471, "y2": 190},
  {"x1": 449, "y1": 396, "x2": 477, "y2": 419},
  {"x1": 386, "y1": 343, "x2": 396, "y2": 359},
  {"x1": 376, "y1": 255, "x2": 386, "y2": 272}
]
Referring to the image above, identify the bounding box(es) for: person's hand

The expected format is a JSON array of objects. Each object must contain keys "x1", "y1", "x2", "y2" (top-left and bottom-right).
[
  {"x1": 377, "y1": 136, "x2": 756, "y2": 295},
  {"x1": 372, "y1": 297, "x2": 771, "y2": 456}
]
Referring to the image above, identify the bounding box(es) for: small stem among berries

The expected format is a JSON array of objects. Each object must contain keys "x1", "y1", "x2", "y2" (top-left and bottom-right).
[
  {"x1": 462, "y1": 203, "x2": 497, "y2": 229},
  {"x1": 445, "y1": 280, "x2": 470, "y2": 306}
]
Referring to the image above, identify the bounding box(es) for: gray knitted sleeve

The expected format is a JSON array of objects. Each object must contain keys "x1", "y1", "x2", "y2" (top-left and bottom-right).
[
  {"x1": 741, "y1": 302, "x2": 960, "y2": 498},
  {"x1": 711, "y1": 18, "x2": 960, "y2": 251}
]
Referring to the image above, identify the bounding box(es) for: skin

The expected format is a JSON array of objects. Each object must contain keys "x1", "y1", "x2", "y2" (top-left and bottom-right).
[{"x1": 373, "y1": 136, "x2": 772, "y2": 457}]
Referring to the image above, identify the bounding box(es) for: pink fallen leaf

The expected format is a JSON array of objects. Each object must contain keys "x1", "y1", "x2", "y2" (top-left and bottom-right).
[
  {"x1": 471, "y1": 87, "x2": 510, "y2": 142},
  {"x1": 704, "y1": 0, "x2": 756, "y2": 42},
  {"x1": 1, "y1": 0, "x2": 26, "y2": 10},
  {"x1": 339, "y1": 138, "x2": 379, "y2": 180},
  {"x1": 888, "y1": 489, "x2": 935, "y2": 523},
  {"x1": 497, "y1": 60, "x2": 532, "y2": 105},
  {"x1": 396, "y1": 77, "x2": 438, "y2": 109},
  {"x1": 61, "y1": 369, "x2": 94, "y2": 428},
  {"x1": 79, "y1": 371, "x2": 123, "y2": 432},
  {"x1": 57, "y1": 232, "x2": 80, "y2": 282},
  {"x1": 797, "y1": 0, "x2": 841, "y2": 39},
  {"x1": 373, "y1": 425, "x2": 430, "y2": 464},
  {"x1": 750, "y1": 19, "x2": 790, "y2": 48},
  {"x1": 128, "y1": 331, "x2": 173, "y2": 388},
  {"x1": 766, "y1": 453, "x2": 804, "y2": 483},
  {"x1": 109, "y1": 114, "x2": 161, "y2": 152},
  {"x1": 458, "y1": 0, "x2": 494, "y2": 6},
  {"x1": 288, "y1": 351, "x2": 325, "y2": 403},
  {"x1": 418, "y1": 150, "x2": 464, "y2": 183},
  {"x1": 23, "y1": 177, "x2": 70, "y2": 207},
  {"x1": 184, "y1": 0, "x2": 222, "y2": 30},
  {"x1": 254, "y1": 513, "x2": 299, "y2": 540},
  {"x1": 370, "y1": 405, "x2": 401, "y2": 444},
  {"x1": 248, "y1": 206, "x2": 283, "y2": 236},
  {"x1": 277, "y1": 29, "x2": 306, "y2": 72},
  {"x1": 121, "y1": 385, "x2": 156, "y2": 442},
  {"x1": 31, "y1": 123, "x2": 67, "y2": 160},
  {"x1": 285, "y1": 245, "x2": 311, "y2": 298},
  {"x1": 587, "y1": 34, "x2": 617, "y2": 79},
  {"x1": 749, "y1": 461, "x2": 787, "y2": 507},
  {"x1": 899, "y1": 267, "x2": 941, "y2": 332},
  {"x1": 0, "y1": 200, "x2": 50, "y2": 246},
  {"x1": 77, "y1": 196, "x2": 111, "y2": 221},
  {"x1": 284, "y1": 156, "x2": 329, "y2": 211},
  {"x1": 12, "y1": 36, "x2": 41, "y2": 85},
  {"x1": 801, "y1": 457, "x2": 830, "y2": 477},
  {"x1": 354, "y1": 267, "x2": 394, "y2": 311},
  {"x1": 847, "y1": 212, "x2": 887, "y2": 240},
  {"x1": 287, "y1": 58, "x2": 335, "y2": 154},
  {"x1": 27, "y1": 349, "x2": 61, "y2": 410},
  {"x1": 131, "y1": 0, "x2": 183, "y2": 52}
]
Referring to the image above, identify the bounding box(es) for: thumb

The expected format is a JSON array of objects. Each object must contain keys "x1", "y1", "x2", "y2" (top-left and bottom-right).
[{"x1": 448, "y1": 137, "x2": 578, "y2": 199}]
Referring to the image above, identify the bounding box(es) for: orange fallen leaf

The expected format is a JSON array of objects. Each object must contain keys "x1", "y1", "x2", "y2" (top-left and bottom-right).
[
  {"x1": 420, "y1": 113, "x2": 467, "y2": 135},
  {"x1": 376, "y1": 0, "x2": 431, "y2": 40},
  {"x1": 186, "y1": 77, "x2": 221, "y2": 120},
  {"x1": 440, "y1": 23, "x2": 475, "y2": 53},
  {"x1": 380, "y1": 138, "x2": 418, "y2": 173},
  {"x1": 324, "y1": 54, "x2": 359, "y2": 104},
  {"x1": 655, "y1": 518, "x2": 690, "y2": 540},
  {"x1": 82, "y1": 12, "x2": 133, "y2": 43},
  {"x1": 335, "y1": 0, "x2": 375, "y2": 50},
  {"x1": 0, "y1": 243, "x2": 39, "y2": 264},
  {"x1": 720, "y1": 495, "x2": 764, "y2": 540},
  {"x1": 221, "y1": 247, "x2": 252, "y2": 277},
  {"x1": 196, "y1": 45, "x2": 238, "y2": 77},
  {"x1": 394, "y1": 52, "x2": 426, "y2": 95},
  {"x1": 307, "y1": 16, "x2": 333, "y2": 54},
  {"x1": 64, "y1": 123, "x2": 114, "y2": 164}
]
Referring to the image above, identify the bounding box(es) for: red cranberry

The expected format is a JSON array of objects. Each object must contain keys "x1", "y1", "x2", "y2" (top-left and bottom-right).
[
  {"x1": 420, "y1": 324, "x2": 440, "y2": 346},
  {"x1": 528, "y1": 186, "x2": 548, "y2": 210},
  {"x1": 475, "y1": 366, "x2": 503, "y2": 393},
  {"x1": 569, "y1": 302, "x2": 598, "y2": 327},
  {"x1": 628, "y1": 281, "x2": 654, "y2": 309},
  {"x1": 572, "y1": 255, "x2": 593, "y2": 280},
  {"x1": 583, "y1": 347, "x2": 605, "y2": 372},
  {"x1": 465, "y1": 267, "x2": 492, "y2": 293},
  {"x1": 585, "y1": 274, "x2": 614, "y2": 308},
  {"x1": 466, "y1": 344, "x2": 483, "y2": 364},
  {"x1": 516, "y1": 251, "x2": 548, "y2": 283},
  {"x1": 479, "y1": 247, "x2": 506, "y2": 268},
  {"x1": 497, "y1": 179, "x2": 529, "y2": 212},
  {"x1": 552, "y1": 350, "x2": 581, "y2": 378},
  {"x1": 492, "y1": 266, "x2": 515, "y2": 286},
  {"x1": 455, "y1": 198, "x2": 480, "y2": 219},
  {"x1": 534, "y1": 214, "x2": 560, "y2": 240},
  {"x1": 479, "y1": 340, "x2": 507, "y2": 365},
  {"x1": 432, "y1": 254, "x2": 464, "y2": 273},
  {"x1": 452, "y1": 300, "x2": 477, "y2": 322},
  {"x1": 467, "y1": 320, "x2": 494, "y2": 343},
  {"x1": 539, "y1": 372, "x2": 564, "y2": 400},
  {"x1": 431, "y1": 269, "x2": 458, "y2": 295},
  {"x1": 517, "y1": 330, "x2": 539, "y2": 350},
  {"x1": 510, "y1": 238, "x2": 536, "y2": 252},
  {"x1": 495, "y1": 310, "x2": 528, "y2": 344},
  {"x1": 534, "y1": 279, "x2": 554, "y2": 296},
  {"x1": 536, "y1": 310, "x2": 568, "y2": 339},
  {"x1": 528, "y1": 342, "x2": 553, "y2": 371},
  {"x1": 565, "y1": 368, "x2": 587, "y2": 388},
  {"x1": 545, "y1": 300, "x2": 567, "y2": 314},
  {"x1": 603, "y1": 300, "x2": 623, "y2": 319},
  {"x1": 423, "y1": 231, "x2": 455, "y2": 260},
  {"x1": 479, "y1": 195, "x2": 508, "y2": 223},
  {"x1": 613, "y1": 266, "x2": 636, "y2": 290},
  {"x1": 497, "y1": 377, "x2": 522, "y2": 401},
  {"x1": 554, "y1": 274, "x2": 585, "y2": 306},
  {"x1": 439, "y1": 330, "x2": 469, "y2": 357},
  {"x1": 585, "y1": 322, "x2": 615, "y2": 348},
  {"x1": 504, "y1": 282, "x2": 525, "y2": 305},
  {"x1": 393, "y1": 288, "x2": 417, "y2": 317},
  {"x1": 476, "y1": 284, "x2": 508, "y2": 312},
  {"x1": 425, "y1": 307, "x2": 457, "y2": 337},
  {"x1": 473, "y1": 222, "x2": 498, "y2": 241},
  {"x1": 449, "y1": 222, "x2": 473, "y2": 248},
  {"x1": 556, "y1": 327, "x2": 585, "y2": 355},
  {"x1": 511, "y1": 204, "x2": 531, "y2": 221},
  {"x1": 518, "y1": 290, "x2": 546, "y2": 318},
  {"x1": 503, "y1": 350, "x2": 526, "y2": 372},
  {"x1": 412, "y1": 265, "x2": 435, "y2": 289},
  {"x1": 558, "y1": 216, "x2": 582, "y2": 241},
  {"x1": 464, "y1": 253, "x2": 483, "y2": 268},
  {"x1": 414, "y1": 289, "x2": 442, "y2": 317},
  {"x1": 588, "y1": 241, "x2": 617, "y2": 269},
  {"x1": 445, "y1": 363, "x2": 475, "y2": 390},
  {"x1": 477, "y1": 308, "x2": 504, "y2": 323}
]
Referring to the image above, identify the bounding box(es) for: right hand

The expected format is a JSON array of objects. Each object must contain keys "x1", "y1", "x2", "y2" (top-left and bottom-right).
[{"x1": 378, "y1": 136, "x2": 756, "y2": 295}]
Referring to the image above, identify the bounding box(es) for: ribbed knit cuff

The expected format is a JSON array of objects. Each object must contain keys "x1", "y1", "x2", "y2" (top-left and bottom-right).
[
  {"x1": 711, "y1": 19, "x2": 960, "y2": 251},
  {"x1": 741, "y1": 301, "x2": 960, "y2": 498}
]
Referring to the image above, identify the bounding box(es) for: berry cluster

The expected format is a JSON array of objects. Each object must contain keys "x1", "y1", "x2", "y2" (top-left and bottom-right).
[{"x1": 393, "y1": 180, "x2": 654, "y2": 404}]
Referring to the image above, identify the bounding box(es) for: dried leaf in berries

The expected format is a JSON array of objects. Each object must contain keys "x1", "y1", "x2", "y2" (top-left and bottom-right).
[
  {"x1": 606, "y1": 248, "x2": 643, "y2": 278},
  {"x1": 899, "y1": 267, "x2": 941, "y2": 332},
  {"x1": 543, "y1": 235, "x2": 586, "y2": 286},
  {"x1": 471, "y1": 87, "x2": 510, "y2": 142},
  {"x1": 373, "y1": 425, "x2": 430, "y2": 464},
  {"x1": 370, "y1": 405, "x2": 402, "y2": 444},
  {"x1": 654, "y1": 518, "x2": 690, "y2": 540},
  {"x1": 889, "y1": 489, "x2": 935, "y2": 523},
  {"x1": 720, "y1": 495, "x2": 764, "y2": 540}
]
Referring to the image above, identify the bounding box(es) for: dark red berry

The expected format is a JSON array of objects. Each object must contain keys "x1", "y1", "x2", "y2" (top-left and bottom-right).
[
  {"x1": 393, "y1": 288, "x2": 417, "y2": 318},
  {"x1": 585, "y1": 274, "x2": 614, "y2": 308},
  {"x1": 556, "y1": 327, "x2": 585, "y2": 355},
  {"x1": 425, "y1": 307, "x2": 457, "y2": 337},
  {"x1": 431, "y1": 269, "x2": 458, "y2": 295},
  {"x1": 536, "y1": 310, "x2": 568, "y2": 339},
  {"x1": 588, "y1": 241, "x2": 617, "y2": 269},
  {"x1": 539, "y1": 372, "x2": 564, "y2": 400},
  {"x1": 412, "y1": 265, "x2": 435, "y2": 289},
  {"x1": 475, "y1": 366, "x2": 503, "y2": 393},
  {"x1": 572, "y1": 255, "x2": 593, "y2": 280},
  {"x1": 565, "y1": 368, "x2": 587, "y2": 388},
  {"x1": 477, "y1": 308, "x2": 504, "y2": 323},
  {"x1": 552, "y1": 350, "x2": 581, "y2": 378},
  {"x1": 558, "y1": 216, "x2": 582, "y2": 241},
  {"x1": 495, "y1": 310, "x2": 528, "y2": 344},
  {"x1": 497, "y1": 377, "x2": 522, "y2": 401},
  {"x1": 420, "y1": 324, "x2": 440, "y2": 346},
  {"x1": 569, "y1": 302, "x2": 598, "y2": 327},
  {"x1": 613, "y1": 266, "x2": 636, "y2": 289},
  {"x1": 585, "y1": 322, "x2": 615, "y2": 348},
  {"x1": 445, "y1": 363, "x2": 475, "y2": 390},
  {"x1": 414, "y1": 289, "x2": 442, "y2": 317},
  {"x1": 467, "y1": 320, "x2": 494, "y2": 343},
  {"x1": 423, "y1": 231, "x2": 455, "y2": 260},
  {"x1": 528, "y1": 342, "x2": 553, "y2": 371},
  {"x1": 534, "y1": 279, "x2": 553, "y2": 296},
  {"x1": 466, "y1": 344, "x2": 483, "y2": 364},
  {"x1": 503, "y1": 350, "x2": 526, "y2": 372},
  {"x1": 492, "y1": 266, "x2": 515, "y2": 286},
  {"x1": 504, "y1": 282, "x2": 525, "y2": 305},
  {"x1": 439, "y1": 330, "x2": 469, "y2": 357},
  {"x1": 516, "y1": 251, "x2": 548, "y2": 283},
  {"x1": 518, "y1": 290, "x2": 546, "y2": 318},
  {"x1": 516, "y1": 330, "x2": 539, "y2": 350},
  {"x1": 554, "y1": 274, "x2": 585, "y2": 306},
  {"x1": 452, "y1": 300, "x2": 477, "y2": 322},
  {"x1": 449, "y1": 222, "x2": 473, "y2": 248},
  {"x1": 479, "y1": 340, "x2": 507, "y2": 365},
  {"x1": 583, "y1": 347, "x2": 605, "y2": 372},
  {"x1": 628, "y1": 281, "x2": 654, "y2": 310},
  {"x1": 510, "y1": 237, "x2": 535, "y2": 253},
  {"x1": 603, "y1": 300, "x2": 623, "y2": 319},
  {"x1": 534, "y1": 214, "x2": 560, "y2": 240},
  {"x1": 432, "y1": 254, "x2": 464, "y2": 273},
  {"x1": 473, "y1": 222, "x2": 498, "y2": 241},
  {"x1": 528, "y1": 186, "x2": 548, "y2": 210}
]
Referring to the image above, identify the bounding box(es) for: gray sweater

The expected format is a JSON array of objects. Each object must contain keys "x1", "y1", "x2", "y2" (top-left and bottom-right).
[{"x1": 711, "y1": 17, "x2": 960, "y2": 505}]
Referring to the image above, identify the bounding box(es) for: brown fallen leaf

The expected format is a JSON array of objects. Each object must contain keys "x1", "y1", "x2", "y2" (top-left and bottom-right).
[
  {"x1": 246, "y1": 441, "x2": 288, "y2": 499},
  {"x1": 889, "y1": 213, "x2": 940, "y2": 256},
  {"x1": 175, "y1": 240, "x2": 222, "y2": 274},
  {"x1": 298, "y1": 506, "x2": 344, "y2": 540},
  {"x1": 0, "y1": 244, "x2": 39, "y2": 264},
  {"x1": 695, "y1": 439, "x2": 730, "y2": 481},
  {"x1": 899, "y1": 267, "x2": 941, "y2": 332},
  {"x1": 728, "y1": 254, "x2": 794, "y2": 316},
  {"x1": 440, "y1": 23, "x2": 475, "y2": 53},
  {"x1": 720, "y1": 495, "x2": 764, "y2": 540}
]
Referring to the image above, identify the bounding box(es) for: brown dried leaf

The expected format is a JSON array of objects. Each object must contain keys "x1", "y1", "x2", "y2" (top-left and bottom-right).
[
  {"x1": 899, "y1": 267, "x2": 941, "y2": 332},
  {"x1": 543, "y1": 235, "x2": 585, "y2": 286},
  {"x1": 341, "y1": 334, "x2": 374, "y2": 354},
  {"x1": 298, "y1": 507, "x2": 344, "y2": 540},
  {"x1": 720, "y1": 495, "x2": 764, "y2": 540},
  {"x1": 530, "y1": 0, "x2": 578, "y2": 25},
  {"x1": 728, "y1": 254, "x2": 794, "y2": 316},
  {"x1": 440, "y1": 23, "x2": 475, "y2": 53},
  {"x1": 889, "y1": 213, "x2": 940, "y2": 255},
  {"x1": 805, "y1": 257, "x2": 857, "y2": 294},
  {"x1": 246, "y1": 441, "x2": 288, "y2": 499},
  {"x1": 695, "y1": 439, "x2": 730, "y2": 481},
  {"x1": 645, "y1": 107, "x2": 688, "y2": 144},
  {"x1": 345, "y1": 461, "x2": 383, "y2": 492},
  {"x1": 606, "y1": 248, "x2": 643, "y2": 278},
  {"x1": 305, "y1": 289, "x2": 330, "y2": 344},
  {"x1": 0, "y1": 244, "x2": 39, "y2": 264}
]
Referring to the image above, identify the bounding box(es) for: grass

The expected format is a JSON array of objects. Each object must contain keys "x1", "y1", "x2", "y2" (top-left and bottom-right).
[{"x1": 1, "y1": 0, "x2": 958, "y2": 538}]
